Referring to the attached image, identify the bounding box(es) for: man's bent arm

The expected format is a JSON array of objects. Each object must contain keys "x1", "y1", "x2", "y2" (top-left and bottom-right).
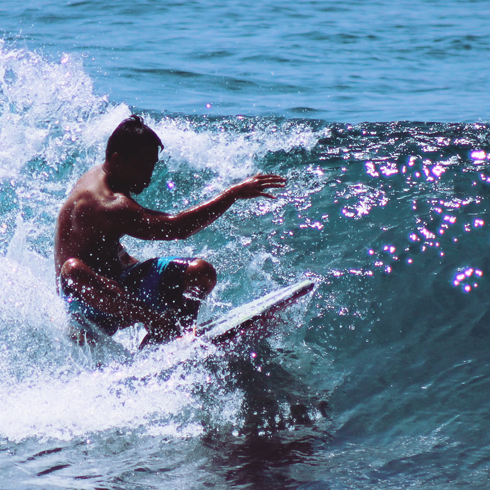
[{"x1": 121, "y1": 173, "x2": 286, "y2": 241}]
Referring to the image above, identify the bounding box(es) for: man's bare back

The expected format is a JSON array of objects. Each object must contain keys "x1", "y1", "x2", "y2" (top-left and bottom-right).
[
  {"x1": 54, "y1": 115, "x2": 286, "y2": 346},
  {"x1": 55, "y1": 165, "x2": 130, "y2": 280}
]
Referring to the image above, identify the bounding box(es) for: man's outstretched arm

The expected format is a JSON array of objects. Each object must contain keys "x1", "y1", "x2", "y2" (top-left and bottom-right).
[{"x1": 120, "y1": 173, "x2": 286, "y2": 241}]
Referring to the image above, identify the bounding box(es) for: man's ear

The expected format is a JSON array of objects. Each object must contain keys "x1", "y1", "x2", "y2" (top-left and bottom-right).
[{"x1": 110, "y1": 152, "x2": 123, "y2": 169}]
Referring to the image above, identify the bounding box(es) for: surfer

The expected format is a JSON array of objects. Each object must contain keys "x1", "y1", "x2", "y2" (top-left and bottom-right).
[{"x1": 54, "y1": 115, "x2": 286, "y2": 346}]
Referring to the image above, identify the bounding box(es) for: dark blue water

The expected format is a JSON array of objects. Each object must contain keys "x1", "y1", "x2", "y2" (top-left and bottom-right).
[{"x1": 1, "y1": 1, "x2": 490, "y2": 489}]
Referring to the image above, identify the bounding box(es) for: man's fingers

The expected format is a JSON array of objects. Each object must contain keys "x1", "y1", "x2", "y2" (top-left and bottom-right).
[
  {"x1": 238, "y1": 173, "x2": 286, "y2": 199},
  {"x1": 254, "y1": 175, "x2": 286, "y2": 197},
  {"x1": 256, "y1": 175, "x2": 287, "y2": 188},
  {"x1": 257, "y1": 174, "x2": 286, "y2": 181},
  {"x1": 261, "y1": 193, "x2": 276, "y2": 199},
  {"x1": 261, "y1": 181, "x2": 286, "y2": 188}
]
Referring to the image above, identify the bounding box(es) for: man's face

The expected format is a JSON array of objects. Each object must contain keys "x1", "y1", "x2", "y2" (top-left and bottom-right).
[{"x1": 121, "y1": 146, "x2": 159, "y2": 194}]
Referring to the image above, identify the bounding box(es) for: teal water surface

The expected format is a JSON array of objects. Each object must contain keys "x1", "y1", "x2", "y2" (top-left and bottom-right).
[{"x1": 1, "y1": 0, "x2": 489, "y2": 121}]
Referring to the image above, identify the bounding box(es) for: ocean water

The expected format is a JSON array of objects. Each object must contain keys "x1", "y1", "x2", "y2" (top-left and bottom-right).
[{"x1": 1, "y1": 1, "x2": 490, "y2": 489}]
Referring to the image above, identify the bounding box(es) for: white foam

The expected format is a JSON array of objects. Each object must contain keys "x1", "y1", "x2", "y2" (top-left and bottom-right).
[
  {"x1": 0, "y1": 331, "x2": 242, "y2": 442},
  {"x1": 0, "y1": 42, "x2": 106, "y2": 178},
  {"x1": 152, "y1": 116, "x2": 324, "y2": 185},
  {"x1": 0, "y1": 217, "x2": 242, "y2": 443}
]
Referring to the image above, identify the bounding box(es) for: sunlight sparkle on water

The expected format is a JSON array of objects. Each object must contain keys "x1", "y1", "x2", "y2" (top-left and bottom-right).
[
  {"x1": 432, "y1": 165, "x2": 445, "y2": 178},
  {"x1": 453, "y1": 268, "x2": 483, "y2": 292},
  {"x1": 471, "y1": 150, "x2": 487, "y2": 162}
]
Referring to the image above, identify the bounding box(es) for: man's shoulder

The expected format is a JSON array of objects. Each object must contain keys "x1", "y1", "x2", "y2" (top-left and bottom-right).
[
  {"x1": 104, "y1": 192, "x2": 141, "y2": 215},
  {"x1": 72, "y1": 166, "x2": 138, "y2": 209},
  {"x1": 65, "y1": 189, "x2": 139, "y2": 236}
]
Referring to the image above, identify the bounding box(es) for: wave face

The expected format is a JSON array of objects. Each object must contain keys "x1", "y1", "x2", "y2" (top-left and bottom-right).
[{"x1": 1, "y1": 42, "x2": 490, "y2": 488}]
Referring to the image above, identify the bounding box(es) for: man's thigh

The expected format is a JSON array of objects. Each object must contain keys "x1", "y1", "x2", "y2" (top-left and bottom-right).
[{"x1": 120, "y1": 257, "x2": 196, "y2": 311}]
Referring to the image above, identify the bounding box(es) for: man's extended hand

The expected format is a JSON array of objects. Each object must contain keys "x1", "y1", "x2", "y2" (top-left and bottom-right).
[
  {"x1": 106, "y1": 172, "x2": 287, "y2": 242},
  {"x1": 232, "y1": 173, "x2": 287, "y2": 200}
]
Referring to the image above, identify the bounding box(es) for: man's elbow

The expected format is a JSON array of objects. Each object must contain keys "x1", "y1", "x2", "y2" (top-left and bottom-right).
[{"x1": 173, "y1": 228, "x2": 196, "y2": 240}]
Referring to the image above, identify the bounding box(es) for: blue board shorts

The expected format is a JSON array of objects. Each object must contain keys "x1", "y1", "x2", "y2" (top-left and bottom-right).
[{"x1": 60, "y1": 257, "x2": 195, "y2": 335}]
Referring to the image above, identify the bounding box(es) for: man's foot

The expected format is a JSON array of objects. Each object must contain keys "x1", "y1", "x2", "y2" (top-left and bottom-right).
[
  {"x1": 138, "y1": 308, "x2": 182, "y2": 349},
  {"x1": 67, "y1": 324, "x2": 97, "y2": 347},
  {"x1": 138, "y1": 321, "x2": 198, "y2": 350},
  {"x1": 138, "y1": 330, "x2": 176, "y2": 349}
]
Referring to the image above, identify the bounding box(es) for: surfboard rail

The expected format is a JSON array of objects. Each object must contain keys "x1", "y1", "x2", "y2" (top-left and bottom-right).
[{"x1": 198, "y1": 279, "x2": 315, "y2": 344}]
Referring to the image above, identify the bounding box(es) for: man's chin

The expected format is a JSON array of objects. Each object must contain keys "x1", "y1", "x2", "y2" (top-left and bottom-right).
[{"x1": 131, "y1": 186, "x2": 145, "y2": 195}]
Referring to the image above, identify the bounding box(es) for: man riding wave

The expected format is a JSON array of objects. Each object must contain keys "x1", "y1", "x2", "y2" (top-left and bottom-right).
[{"x1": 54, "y1": 115, "x2": 286, "y2": 347}]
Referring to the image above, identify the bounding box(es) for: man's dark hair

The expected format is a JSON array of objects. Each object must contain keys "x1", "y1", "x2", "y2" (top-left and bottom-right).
[{"x1": 105, "y1": 115, "x2": 163, "y2": 161}]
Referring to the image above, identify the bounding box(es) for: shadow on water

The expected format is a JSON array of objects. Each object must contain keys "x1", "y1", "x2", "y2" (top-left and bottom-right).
[
  {"x1": 199, "y1": 334, "x2": 334, "y2": 489},
  {"x1": 204, "y1": 432, "x2": 321, "y2": 489}
]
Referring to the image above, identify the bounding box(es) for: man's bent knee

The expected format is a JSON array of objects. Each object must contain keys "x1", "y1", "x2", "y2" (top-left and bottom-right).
[
  {"x1": 60, "y1": 258, "x2": 87, "y2": 280},
  {"x1": 59, "y1": 258, "x2": 100, "y2": 295},
  {"x1": 184, "y1": 259, "x2": 217, "y2": 296}
]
